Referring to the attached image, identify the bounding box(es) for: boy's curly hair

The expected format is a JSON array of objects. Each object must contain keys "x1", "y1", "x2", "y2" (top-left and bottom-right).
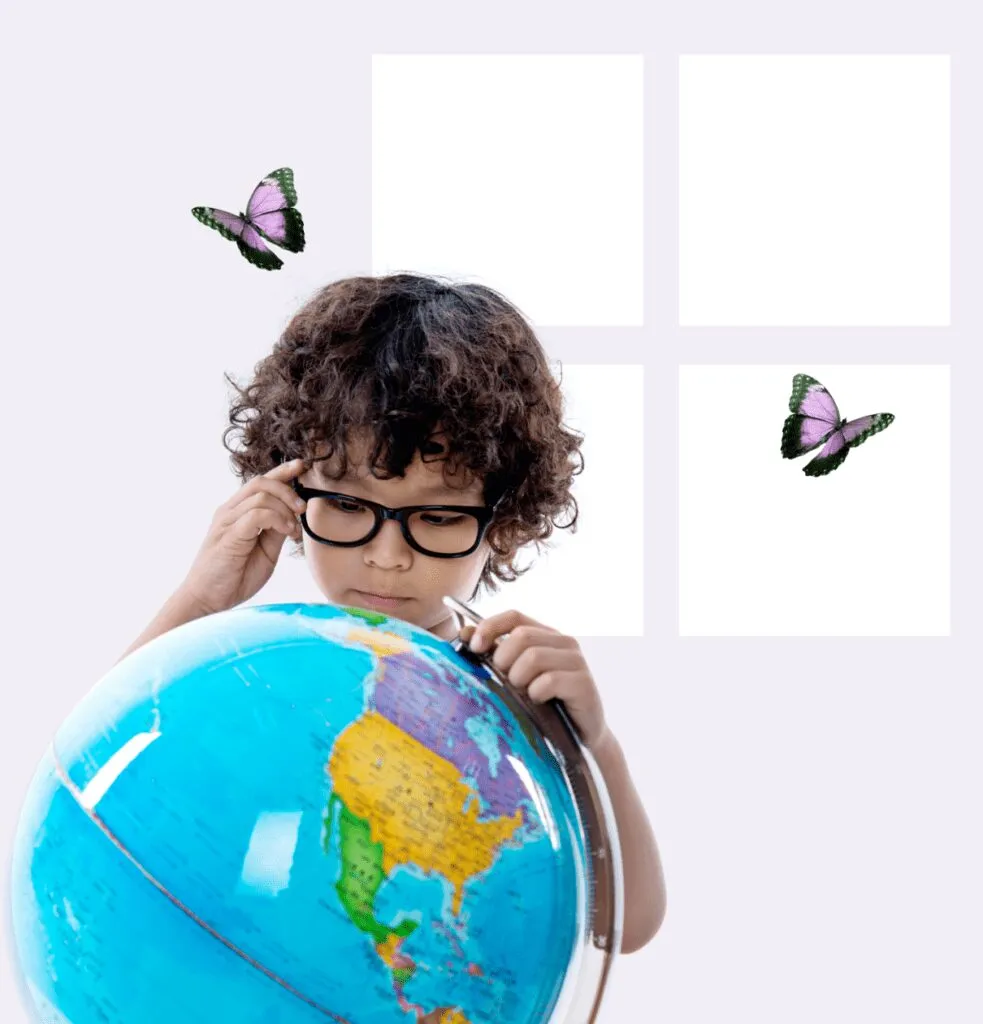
[{"x1": 222, "y1": 272, "x2": 585, "y2": 597}]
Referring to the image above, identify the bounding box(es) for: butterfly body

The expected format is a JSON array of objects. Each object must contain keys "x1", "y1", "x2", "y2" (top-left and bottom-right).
[
  {"x1": 781, "y1": 373, "x2": 894, "y2": 477},
  {"x1": 192, "y1": 167, "x2": 305, "y2": 270}
]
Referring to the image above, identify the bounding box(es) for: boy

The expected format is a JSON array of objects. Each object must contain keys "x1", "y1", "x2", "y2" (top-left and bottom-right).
[{"x1": 119, "y1": 273, "x2": 667, "y2": 955}]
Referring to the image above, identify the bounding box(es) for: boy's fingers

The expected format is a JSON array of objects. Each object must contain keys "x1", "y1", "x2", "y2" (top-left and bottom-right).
[
  {"x1": 225, "y1": 468, "x2": 308, "y2": 519},
  {"x1": 270, "y1": 457, "x2": 309, "y2": 477},
  {"x1": 220, "y1": 460, "x2": 305, "y2": 516},
  {"x1": 490, "y1": 629, "x2": 575, "y2": 673},
  {"x1": 470, "y1": 609, "x2": 558, "y2": 652}
]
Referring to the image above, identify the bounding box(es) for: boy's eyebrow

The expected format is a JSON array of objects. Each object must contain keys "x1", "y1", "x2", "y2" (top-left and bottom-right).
[{"x1": 312, "y1": 466, "x2": 477, "y2": 499}]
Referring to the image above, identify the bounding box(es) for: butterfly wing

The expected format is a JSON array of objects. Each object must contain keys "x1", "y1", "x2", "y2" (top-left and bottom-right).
[
  {"x1": 801, "y1": 413, "x2": 895, "y2": 476},
  {"x1": 842, "y1": 412, "x2": 895, "y2": 449},
  {"x1": 801, "y1": 428, "x2": 850, "y2": 476},
  {"x1": 781, "y1": 373, "x2": 841, "y2": 459},
  {"x1": 245, "y1": 168, "x2": 305, "y2": 253},
  {"x1": 191, "y1": 206, "x2": 284, "y2": 270},
  {"x1": 192, "y1": 206, "x2": 247, "y2": 242}
]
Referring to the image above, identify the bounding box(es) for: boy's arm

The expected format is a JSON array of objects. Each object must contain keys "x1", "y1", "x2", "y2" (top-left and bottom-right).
[
  {"x1": 114, "y1": 589, "x2": 211, "y2": 666},
  {"x1": 591, "y1": 726, "x2": 667, "y2": 954}
]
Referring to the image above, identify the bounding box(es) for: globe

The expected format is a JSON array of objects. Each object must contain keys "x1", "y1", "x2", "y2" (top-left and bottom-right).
[{"x1": 9, "y1": 601, "x2": 620, "y2": 1024}]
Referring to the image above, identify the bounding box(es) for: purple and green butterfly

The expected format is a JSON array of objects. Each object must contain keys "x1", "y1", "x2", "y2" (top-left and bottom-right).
[
  {"x1": 191, "y1": 167, "x2": 305, "y2": 270},
  {"x1": 781, "y1": 373, "x2": 895, "y2": 477}
]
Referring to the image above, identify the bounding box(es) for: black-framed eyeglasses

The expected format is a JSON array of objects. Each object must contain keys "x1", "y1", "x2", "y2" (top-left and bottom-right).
[{"x1": 291, "y1": 479, "x2": 506, "y2": 559}]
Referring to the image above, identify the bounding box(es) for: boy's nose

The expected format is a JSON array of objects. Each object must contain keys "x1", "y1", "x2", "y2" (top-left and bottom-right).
[{"x1": 363, "y1": 518, "x2": 412, "y2": 568}]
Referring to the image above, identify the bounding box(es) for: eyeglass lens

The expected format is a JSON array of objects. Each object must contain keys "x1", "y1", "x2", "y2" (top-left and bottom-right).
[{"x1": 305, "y1": 495, "x2": 482, "y2": 554}]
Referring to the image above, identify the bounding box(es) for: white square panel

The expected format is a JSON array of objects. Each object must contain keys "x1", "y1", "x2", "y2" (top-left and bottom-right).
[
  {"x1": 678, "y1": 365, "x2": 950, "y2": 635},
  {"x1": 679, "y1": 55, "x2": 950, "y2": 325},
  {"x1": 373, "y1": 55, "x2": 644, "y2": 326}
]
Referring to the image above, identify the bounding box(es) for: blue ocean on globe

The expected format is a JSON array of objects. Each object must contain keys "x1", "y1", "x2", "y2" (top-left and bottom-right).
[{"x1": 9, "y1": 602, "x2": 589, "y2": 1024}]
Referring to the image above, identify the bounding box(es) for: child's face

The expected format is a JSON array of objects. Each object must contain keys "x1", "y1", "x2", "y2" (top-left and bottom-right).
[{"x1": 297, "y1": 429, "x2": 492, "y2": 641}]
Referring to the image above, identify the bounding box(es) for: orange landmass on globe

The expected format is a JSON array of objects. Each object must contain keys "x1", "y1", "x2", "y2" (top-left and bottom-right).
[
  {"x1": 329, "y1": 709, "x2": 522, "y2": 916},
  {"x1": 346, "y1": 626, "x2": 414, "y2": 657},
  {"x1": 422, "y1": 1010, "x2": 471, "y2": 1024},
  {"x1": 376, "y1": 932, "x2": 414, "y2": 972}
]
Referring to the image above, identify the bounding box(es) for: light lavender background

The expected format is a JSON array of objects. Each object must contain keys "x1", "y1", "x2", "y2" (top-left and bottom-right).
[{"x1": 2, "y1": 2, "x2": 980, "y2": 1024}]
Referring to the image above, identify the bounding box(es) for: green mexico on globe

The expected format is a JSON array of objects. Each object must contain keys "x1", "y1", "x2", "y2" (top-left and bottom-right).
[{"x1": 9, "y1": 600, "x2": 621, "y2": 1024}]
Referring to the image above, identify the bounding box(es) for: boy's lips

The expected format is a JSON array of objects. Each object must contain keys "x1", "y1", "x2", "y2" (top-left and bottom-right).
[{"x1": 352, "y1": 589, "x2": 412, "y2": 605}]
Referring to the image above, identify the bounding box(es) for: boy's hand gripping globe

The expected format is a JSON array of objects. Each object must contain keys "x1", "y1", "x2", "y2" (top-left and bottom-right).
[{"x1": 9, "y1": 598, "x2": 623, "y2": 1024}]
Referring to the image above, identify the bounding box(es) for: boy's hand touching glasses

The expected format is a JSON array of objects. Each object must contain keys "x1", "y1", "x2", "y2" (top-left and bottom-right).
[
  {"x1": 179, "y1": 458, "x2": 309, "y2": 617},
  {"x1": 465, "y1": 610, "x2": 609, "y2": 751}
]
